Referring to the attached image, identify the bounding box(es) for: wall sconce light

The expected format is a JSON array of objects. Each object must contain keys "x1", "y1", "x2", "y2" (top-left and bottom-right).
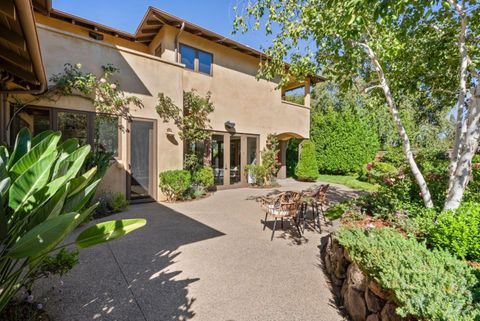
[
  {"x1": 225, "y1": 121, "x2": 236, "y2": 130},
  {"x1": 166, "y1": 128, "x2": 175, "y2": 137}
]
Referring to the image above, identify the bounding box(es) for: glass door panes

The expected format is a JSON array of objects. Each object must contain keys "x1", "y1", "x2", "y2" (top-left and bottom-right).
[
  {"x1": 130, "y1": 120, "x2": 154, "y2": 200},
  {"x1": 247, "y1": 137, "x2": 257, "y2": 165},
  {"x1": 209, "y1": 133, "x2": 258, "y2": 187},
  {"x1": 10, "y1": 107, "x2": 50, "y2": 145},
  {"x1": 57, "y1": 111, "x2": 88, "y2": 145},
  {"x1": 230, "y1": 136, "x2": 241, "y2": 185},
  {"x1": 211, "y1": 134, "x2": 224, "y2": 185},
  {"x1": 246, "y1": 137, "x2": 258, "y2": 184},
  {"x1": 94, "y1": 114, "x2": 119, "y2": 156}
]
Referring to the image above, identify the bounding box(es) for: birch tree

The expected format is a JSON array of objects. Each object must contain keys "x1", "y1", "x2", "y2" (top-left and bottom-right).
[{"x1": 234, "y1": 0, "x2": 479, "y2": 210}]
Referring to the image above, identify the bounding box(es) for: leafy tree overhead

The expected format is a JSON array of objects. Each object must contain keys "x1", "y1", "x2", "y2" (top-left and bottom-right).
[{"x1": 234, "y1": 0, "x2": 480, "y2": 210}]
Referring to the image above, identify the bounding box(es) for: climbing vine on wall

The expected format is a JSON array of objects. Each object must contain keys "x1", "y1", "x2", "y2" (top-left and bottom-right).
[{"x1": 9, "y1": 63, "x2": 144, "y2": 131}]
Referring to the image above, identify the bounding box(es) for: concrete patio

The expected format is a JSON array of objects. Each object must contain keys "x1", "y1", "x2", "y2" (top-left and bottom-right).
[{"x1": 35, "y1": 179, "x2": 358, "y2": 321}]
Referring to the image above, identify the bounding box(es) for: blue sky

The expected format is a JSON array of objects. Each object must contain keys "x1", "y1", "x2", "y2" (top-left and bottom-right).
[{"x1": 53, "y1": 0, "x2": 271, "y2": 52}]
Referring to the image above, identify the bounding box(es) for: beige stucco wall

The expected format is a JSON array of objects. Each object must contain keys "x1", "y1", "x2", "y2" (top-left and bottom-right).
[
  {"x1": 156, "y1": 26, "x2": 311, "y2": 149},
  {"x1": 18, "y1": 16, "x2": 311, "y2": 200},
  {"x1": 31, "y1": 24, "x2": 185, "y2": 200}
]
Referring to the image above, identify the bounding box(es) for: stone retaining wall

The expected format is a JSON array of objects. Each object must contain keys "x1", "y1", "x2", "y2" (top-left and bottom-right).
[{"x1": 323, "y1": 234, "x2": 411, "y2": 321}]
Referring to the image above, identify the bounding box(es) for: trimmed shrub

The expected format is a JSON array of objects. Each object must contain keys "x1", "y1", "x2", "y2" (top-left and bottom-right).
[
  {"x1": 311, "y1": 107, "x2": 380, "y2": 175},
  {"x1": 159, "y1": 170, "x2": 191, "y2": 202},
  {"x1": 295, "y1": 140, "x2": 319, "y2": 181},
  {"x1": 337, "y1": 227, "x2": 480, "y2": 321},
  {"x1": 107, "y1": 192, "x2": 129, "y2": 213},
  {"x1": 245, "y1": 164, "x2": 268, "y2": 186},
  {"x1": 366, "y1": 161, "x2": 399, "y2": 184},
  {"x1": 193, "y1": 166, "x2": 214, "y2": 189},
  {"x1": 429, "y1": 202, "x2": 480, "y2": 261},
  {"x1": 324, "y1": 202, "x2": 348, "y2": 220}
]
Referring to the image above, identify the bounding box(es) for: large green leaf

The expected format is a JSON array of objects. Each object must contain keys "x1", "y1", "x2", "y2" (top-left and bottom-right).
[
  {"x1": 52, "y1": 144, "x2": 90, "y2": 180},
  {"x1": 0, "y1": 178, "x2": 10, "y2": 196},
  {"x1": 67, "y1": 167, "x2": 97, "y2": 197},
  {"x1": 8, "y1": 152, "x2": 57, "y2": 210},
  {"x1": 7, "y1": 212, "x2": 79, "y2": 259},
  {"x1": 0, "y1": 147, "x2": 8, "y2": 180},
  {"x1": 0, "y1": 194, "x2": 7, "y2": 241},
  {"x1": 8, "y1": 128, "x2": 31, "y2": 169},
  {"x1": 58, "y1": 138, "x2": 79, "y2": 154},
  {"x1": 31, "y1": 130, "x2": 54, "y2": 147},
  {"x1": 10, "y1": 132, "x2": 61, "y2": 176},
  {"x1": 76, "y1": 219, "x2": 146, "y2": 249},
  {"x1": 63, "y1": 179, "x2": 101, "y2": 213},
  {"x1": 22, "y1": 146, "x2": 93, "y2": 214},
  {"x1": 51, "y1": 138, "x2": 80, "y2": 179},
  {"x1": 26, "y1": 185, "x2": 68, "y2": 229}
]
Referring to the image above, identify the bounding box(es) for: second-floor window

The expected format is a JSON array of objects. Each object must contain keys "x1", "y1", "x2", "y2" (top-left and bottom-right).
[{"x1": 180, "y1": 44, "x2": 213, "y2": 75}]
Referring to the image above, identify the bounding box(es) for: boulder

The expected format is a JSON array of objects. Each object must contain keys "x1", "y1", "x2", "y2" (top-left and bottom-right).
[
  {"x1": 344, "y1": 249, "x2": 353, "y2": 263},
  {"x1": 344, "y1": 287, "x2": 367, "y2": 321},
  {"x1": 366, "y1": 314, "x2": 380, "y2": 321},
  {"x1": 381, "y1": 302, "x2": 403, "y2": 321},
  {"x1": 368, "y1": 280, "x2": 390, "y2": 300},
  {"x1": 347, "y1": 263, "x2": 367, "y2": 291},
  {"x1": 365, "y1": 287, "x2": 385, "y2": 313},
  {"x1": 324, "y1": 251, "x2": 333, "y2": 275}
]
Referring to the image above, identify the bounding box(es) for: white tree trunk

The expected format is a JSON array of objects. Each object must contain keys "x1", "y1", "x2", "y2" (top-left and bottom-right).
[
  {"x1": 447, "y1": 9, "x2": 468, "y2": 193},
  {"x1": 359, "y1": 42, "x2": 434, "y2": 208},
  {"x1": 444, "y1": 86, "x2": 480, "y2": 210}
]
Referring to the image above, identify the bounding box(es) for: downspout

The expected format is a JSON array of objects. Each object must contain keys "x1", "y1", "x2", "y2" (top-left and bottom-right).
[{"x1": 174, "y1": 22, "x2": 185, "y2": 63}]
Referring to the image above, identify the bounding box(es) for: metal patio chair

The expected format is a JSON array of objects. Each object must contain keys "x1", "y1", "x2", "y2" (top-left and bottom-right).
[
  {"x1": 261, "y1": 191, "x2": 303, "y2": 241},
  {"x1": 298, "y1": 184, "x2": 330, "y2": 233}
]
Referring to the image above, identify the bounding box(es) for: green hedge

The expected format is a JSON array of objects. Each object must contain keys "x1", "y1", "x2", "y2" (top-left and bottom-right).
[
  {"x1": 336, "y1": 228, "x2": 480, "y2": 321},
  {"x1": 295, "y1": 140, "x2": 319, "y2": 181},
  {"x1": 311, "y1": 107, "x2": 379, "y2": 175},
  {"x1": 159, "y1": 170, "x2": 191, "y2": 201}
]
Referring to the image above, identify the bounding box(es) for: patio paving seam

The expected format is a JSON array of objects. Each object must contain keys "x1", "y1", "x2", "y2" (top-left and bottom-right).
[{"x1": 107, "y1": 242, "x2": 149, "y2": 321}]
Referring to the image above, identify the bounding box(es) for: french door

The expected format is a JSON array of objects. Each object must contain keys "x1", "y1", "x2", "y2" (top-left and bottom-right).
[{"x1": 211, "y1": 132, "x2": 259, "y2": 188}]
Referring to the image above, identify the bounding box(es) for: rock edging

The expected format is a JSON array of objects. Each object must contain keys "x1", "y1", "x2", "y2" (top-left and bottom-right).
[{"x1": 323, "y1": 234, "x2": 410, "y2": 321}]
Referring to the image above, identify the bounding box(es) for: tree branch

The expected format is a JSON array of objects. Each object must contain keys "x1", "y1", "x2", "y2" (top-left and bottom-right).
[
  {"x1": 447, "y1": 5, "x2": 469, "y2": 194},
  {"x1": 354, "y1": 40, "x2": 434, "y2": 208},
  {"x1": 364, "y1": 85, "x2": 383, "y2": 93},
  {"x1": 446, "y1": 0, "x2": 465, "y2": 15}
]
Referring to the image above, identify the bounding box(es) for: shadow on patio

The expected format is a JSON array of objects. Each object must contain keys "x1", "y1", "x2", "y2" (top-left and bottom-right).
[{"x1": 34, "y1": 202, "x2": 225, "y2": 321}]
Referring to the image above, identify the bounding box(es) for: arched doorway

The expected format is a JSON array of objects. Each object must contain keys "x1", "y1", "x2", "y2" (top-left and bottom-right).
[{"x1": 276, "y1": 132, "x2": 305, "y2": 179}]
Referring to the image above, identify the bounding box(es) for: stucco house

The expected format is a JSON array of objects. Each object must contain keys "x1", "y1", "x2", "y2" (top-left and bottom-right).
[{"x1": 1, "y1": 1, "x2": 322, "y2": 202}]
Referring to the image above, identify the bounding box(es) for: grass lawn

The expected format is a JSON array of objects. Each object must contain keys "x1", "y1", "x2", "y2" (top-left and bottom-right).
[{"x1": 317, "y1": 174, "x2": 378, "y2": 192}]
